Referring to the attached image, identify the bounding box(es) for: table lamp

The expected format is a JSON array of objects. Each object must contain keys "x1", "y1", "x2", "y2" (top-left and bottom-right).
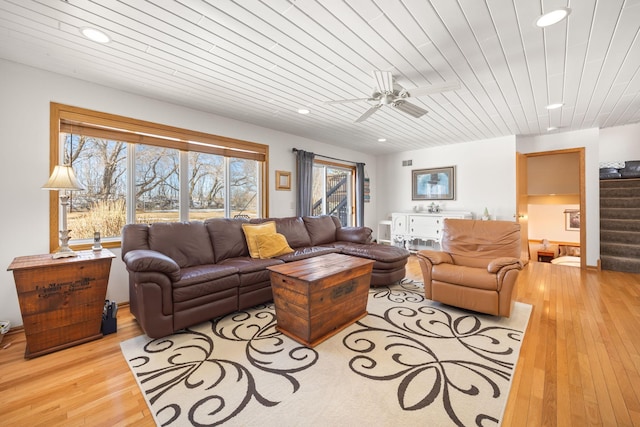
[
  {"x1": 42, "y1": 165, "x2": 85, "y2": 258},
  {"x1": 542, "y1": 238, "x2": 550, "y2": 250}
]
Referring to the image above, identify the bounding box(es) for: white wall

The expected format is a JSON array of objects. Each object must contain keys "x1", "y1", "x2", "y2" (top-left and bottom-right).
[
  {"x1": 528, "y1": 204, "x2": 581, "y2": 242},
  {"x1": 376, "y1": 136, "x2": 518, "y2": 225},
  {"x1": 0, "y1": 59, "x2": 377, "y2": 327},
  {"x1": 599, "y1": 122, "x2": 640, "y2": 162}
]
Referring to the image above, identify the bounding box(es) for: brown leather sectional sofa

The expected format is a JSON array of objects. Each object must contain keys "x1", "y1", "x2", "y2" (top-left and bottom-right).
[{"x1": 122, "y1": 215, "x2": 409, "y2": 338}]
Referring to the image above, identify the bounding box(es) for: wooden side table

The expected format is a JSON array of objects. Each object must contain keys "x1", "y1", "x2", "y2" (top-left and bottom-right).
[
  {"x1": 537, "y1": 250, "x2": 555, "y2": 263},
  {"x1": 7, "y1": 249, "x2": 115, "y2": 359}
]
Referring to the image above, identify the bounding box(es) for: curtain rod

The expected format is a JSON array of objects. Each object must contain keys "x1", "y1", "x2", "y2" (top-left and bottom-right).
[{"x1": 292, "y1": 148, "x2": 364, "y2": 166}]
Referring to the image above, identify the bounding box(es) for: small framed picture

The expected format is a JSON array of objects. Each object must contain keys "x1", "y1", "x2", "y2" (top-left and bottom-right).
[
  {"x1": 275, "y1": 170, "x2": 291, "y2": 190},
  {"x1": 565, "y1": 210, "x2": 580, "y2": 231}
]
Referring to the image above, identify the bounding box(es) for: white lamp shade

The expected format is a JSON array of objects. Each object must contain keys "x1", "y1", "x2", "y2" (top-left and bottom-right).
[{"x1": 42, "y1": 165, "x2": 84, "y2": 191}]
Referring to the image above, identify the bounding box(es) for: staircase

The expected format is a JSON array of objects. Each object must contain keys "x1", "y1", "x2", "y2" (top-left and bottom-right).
[{"x1": 600, "y1": 179, "x2": 640, "y2": 273}]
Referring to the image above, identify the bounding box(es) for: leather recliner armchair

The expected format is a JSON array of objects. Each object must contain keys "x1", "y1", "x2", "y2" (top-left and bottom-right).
[{"x1": 417, "y1": 219, "x2": 523, "y2": 317}]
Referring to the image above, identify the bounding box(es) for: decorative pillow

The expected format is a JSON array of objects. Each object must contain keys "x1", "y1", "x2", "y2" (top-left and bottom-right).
[
  {"x1": 241, "y1": 221, "x2": 276, "y2": 258},
  {"x1": 255, "y1": 233, "x2": 294, "y2": 259}
]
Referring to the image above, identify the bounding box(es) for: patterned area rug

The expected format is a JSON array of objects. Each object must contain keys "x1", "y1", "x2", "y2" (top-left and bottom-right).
[{"x1": 120, "y1": 280, "x2": 531, "y2": 426}]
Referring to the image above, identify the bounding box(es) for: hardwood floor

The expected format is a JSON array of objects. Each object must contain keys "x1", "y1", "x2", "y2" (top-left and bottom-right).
[{"x1": 1, "y1": 256, "x2": 639, "y2": 426}]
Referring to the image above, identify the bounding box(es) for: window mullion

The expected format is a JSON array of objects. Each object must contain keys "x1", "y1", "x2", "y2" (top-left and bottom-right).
[
  {"x1": 127, "y1": 144, "x2": 136, "y2": 224},
  {"x1": 224, "y1": 157, "x2": 230, "y2": 218},
  {"x1": 179, "y1": 151, "x2": 189, "y2": 221}
]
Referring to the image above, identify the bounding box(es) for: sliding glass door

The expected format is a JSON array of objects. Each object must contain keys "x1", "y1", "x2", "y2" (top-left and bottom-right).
[{"x1": 312, "y1": 163, "x2": 354, "y2": 226}]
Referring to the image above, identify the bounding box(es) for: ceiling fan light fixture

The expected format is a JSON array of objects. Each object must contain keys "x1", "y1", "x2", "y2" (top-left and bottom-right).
[
  {"x1": 546, "y1": 103, "x2": 564, "y2": 110},
  {"x1": 535, "y1": 8, "x2": 571, "y2": 28}
]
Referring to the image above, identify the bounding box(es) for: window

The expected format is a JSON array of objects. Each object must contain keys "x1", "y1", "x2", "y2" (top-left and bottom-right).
[
  {"x1": 64, "y1": 133, "x2": 127, "y2": 241},
  {"x1": 50, "y1": 103, "x2": 268, "y2": 251},
  {"x1": 312, "y1": 161, "x2": 355, "y2": 226}
]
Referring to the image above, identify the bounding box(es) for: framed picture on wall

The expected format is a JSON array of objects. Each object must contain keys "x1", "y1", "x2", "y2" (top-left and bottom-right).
[
  {"x1": 412, "y1": 166, "x2": 455, "y2": 200},
  {"x1": 275, "y1": 170, "x2": 291, "y2": 190},
  {"x1": 565, "y1": 209, "x2": 580, "y2": 231}
]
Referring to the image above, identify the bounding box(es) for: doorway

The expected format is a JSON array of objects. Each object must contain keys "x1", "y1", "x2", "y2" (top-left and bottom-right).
[{"x1": 516, "y1": 149, "x2": 586, "y2": 268}]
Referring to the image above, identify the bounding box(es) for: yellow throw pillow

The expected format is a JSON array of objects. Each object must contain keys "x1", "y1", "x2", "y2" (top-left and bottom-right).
[
  {"x1": 256, "y1": 233, "x2": 294, "y2": 259},
  {"x1": 242, "y1": 221, "x2": 277, "y2": 258}
]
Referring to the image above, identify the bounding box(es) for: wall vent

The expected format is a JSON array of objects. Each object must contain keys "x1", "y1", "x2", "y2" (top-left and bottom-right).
[{"x1": 402, "y1": 160, "x2": 412, "y2": 166}]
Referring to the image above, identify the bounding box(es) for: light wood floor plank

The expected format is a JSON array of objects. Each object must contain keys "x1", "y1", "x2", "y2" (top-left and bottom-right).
[{"x1": 1, "y1": 256, "x2": 639, "y2": 426}]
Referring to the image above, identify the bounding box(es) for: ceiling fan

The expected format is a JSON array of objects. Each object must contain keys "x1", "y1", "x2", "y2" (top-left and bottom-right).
[{"x1": 326, "y1": 70, "x2": 460, "y2": 123}]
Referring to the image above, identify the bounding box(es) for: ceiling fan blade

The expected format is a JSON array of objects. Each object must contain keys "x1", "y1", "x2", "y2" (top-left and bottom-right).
[
  {"x1": 324, "y1": 97, "x2": 373, "y2": 105},
  {"x1": 372, "y1": 70, "x2": 394, "y2": 94},
  {"x1": 403, "y1": 81, "x2": 461, "y2": 98},
  {"x1": 392, "y1": 100, "x2": 428, "y2": 118},
  {"x1": 355, "y1": 104, "x2": 382, "y2": 123}
]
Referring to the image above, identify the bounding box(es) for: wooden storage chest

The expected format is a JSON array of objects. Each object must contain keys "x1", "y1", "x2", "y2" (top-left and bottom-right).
[{"x1": 267, "y1": 253, "x2": 374, "y2": 347}]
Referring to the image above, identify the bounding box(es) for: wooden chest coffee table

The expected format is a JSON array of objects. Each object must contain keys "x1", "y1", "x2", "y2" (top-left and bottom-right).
[{"x1": 267, "y1": 253, "x2": 375, "y2": 347}]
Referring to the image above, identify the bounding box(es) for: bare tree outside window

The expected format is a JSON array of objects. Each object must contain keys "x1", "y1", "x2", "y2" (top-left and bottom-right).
[
  {"x1": 135, "y1": 145, "x2": 179, "y2": 224},
  {"x1": 65, "y1": 134, "x2": 127, "y2": 240},
  {"x1": 188, "y1": 152, "x2": 225, "y2": 220},
  {"x1": 230, "y1": 158, "x2": 258, "y2": 218}
]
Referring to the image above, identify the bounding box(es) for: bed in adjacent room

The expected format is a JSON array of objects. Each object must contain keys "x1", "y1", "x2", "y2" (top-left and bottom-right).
[{"x1": 550, "y1": 244, "x2": 581, "y2": 267}]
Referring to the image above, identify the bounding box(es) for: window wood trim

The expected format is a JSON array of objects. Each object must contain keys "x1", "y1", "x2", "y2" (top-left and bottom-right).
[{"x1": 49, "y1": 102, "x2": 270, "y2": 252}]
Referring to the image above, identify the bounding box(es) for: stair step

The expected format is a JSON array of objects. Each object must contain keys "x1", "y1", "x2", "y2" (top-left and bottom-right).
[
  {"x1": 600, "y1": 242, "x2": 640, "y2": 258},
  {"x1": 600, "y1": 255, "x2": 640, "y2": 273},
  {"x1": 600, "y1": 230, "x2": 640, "y2": 244},
  {"x1": 600, "y1": 197, "x2": 640, "y2": 208},
  {"x1": 600, "y1": 219, "x2": 640, "y2": 232},
  {"x1": 600, "y1": 178, "x2": 640, "y2": 189},
  {"x1": 600, "y1": 208, "x2": 640, "y2": 220},
  {"x1": 600, "y1": 188, "x2": 640, "y2": 198}
]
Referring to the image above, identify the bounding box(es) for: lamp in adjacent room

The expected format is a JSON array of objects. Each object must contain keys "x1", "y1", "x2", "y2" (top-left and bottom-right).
[
  {"x1": 542, "y1": 238, "x2": 550, "y2": 250},
  {"x1": 42, "y1": 164, "x2": 85, "y2": 258}
]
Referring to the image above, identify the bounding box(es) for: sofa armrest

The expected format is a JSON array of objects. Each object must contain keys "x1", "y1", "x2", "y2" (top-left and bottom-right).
[
  {"x1": 487, "y1": 257, "x2": 523, "y2": 274},
  {"x1": 336, "y1": 226, "x2": 373, "y2": 244},
  {"x1": 123, "y1": 249, "x2": 181, "y2": 282},
  {"x1": 417, "y1": 250, "x2": 453, "y2": 265}
]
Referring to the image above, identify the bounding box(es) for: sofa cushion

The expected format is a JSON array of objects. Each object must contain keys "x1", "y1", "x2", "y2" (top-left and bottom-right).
[
  {"x1": 206, "y1": 218, "x2": 250, "y2": 262},
  {"x1": 217, "y1": 256, "x2": 283, "y2": 274},
  {"x1": 303, "y1": 215, "x2": 338, "y2": 245},
  {"x1": 620, "y1": 160, "x2": 640, "y2": 178},
  {"x1": 256, "y1": 233, "x2": 294, "y2": 258},
  {"x1": 273, "y1": 217, "x2": 312, "y2": 248},
  {"x1": 174, "y1": 264, "x2": 238, "y2": 287},
  {"x1": 242, "y1": 221, "x2": 277, "y2": 258},
  {"x1": 338, "y1": 243, "x2": 409, "y2": 263},
  {"x1": 432, "y1": 263, "x2": 498, "y2": 290},
  {"x1": 148, "y1": 221, "x2": 215, "y2": 268},
  {"x1": 599, "y1": 167, "x2": 622, "y2": 179},
  {"x1": 275, "y1": 246, "x2": 340, "y2": 262}
]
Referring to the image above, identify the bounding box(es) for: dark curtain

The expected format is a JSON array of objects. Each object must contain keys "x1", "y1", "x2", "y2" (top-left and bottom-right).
[
  {"x1": 295, "y1": 149, "x2": 315, "y2": 216},
  {"x1": 355, "y1": 162, "x2": 365, "y2": 226}
]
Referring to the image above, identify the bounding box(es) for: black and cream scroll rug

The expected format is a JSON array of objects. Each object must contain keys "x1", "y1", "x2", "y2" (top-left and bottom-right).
[{"x1": 120, "y1": 280, "x2": 532, "y2": 427}]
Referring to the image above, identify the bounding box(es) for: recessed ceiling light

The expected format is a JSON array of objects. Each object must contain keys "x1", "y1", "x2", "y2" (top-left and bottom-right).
[
  {"x1": 547, "y1": 126, "x2": 558, "y2": 131},
  {"x1": 378, "y1": 138, "x2": 387, "y2": 142},
  {"x1": 297, "y1": 108, "x2": 310, "y2": 115},
  {"x1": 80, "y1": 27, "x2": 111, "y2": 43},
  {"x1": 546, "y1": 103, "x2": 564, "y2": 110},
  {"x1": 535, "y1": 8, "x2": 571, "y2": 28}
]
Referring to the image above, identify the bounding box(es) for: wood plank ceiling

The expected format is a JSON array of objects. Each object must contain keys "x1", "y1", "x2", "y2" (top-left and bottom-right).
[{"x1": 0, "y1": 0, "x2": 638, "y2": 154}]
